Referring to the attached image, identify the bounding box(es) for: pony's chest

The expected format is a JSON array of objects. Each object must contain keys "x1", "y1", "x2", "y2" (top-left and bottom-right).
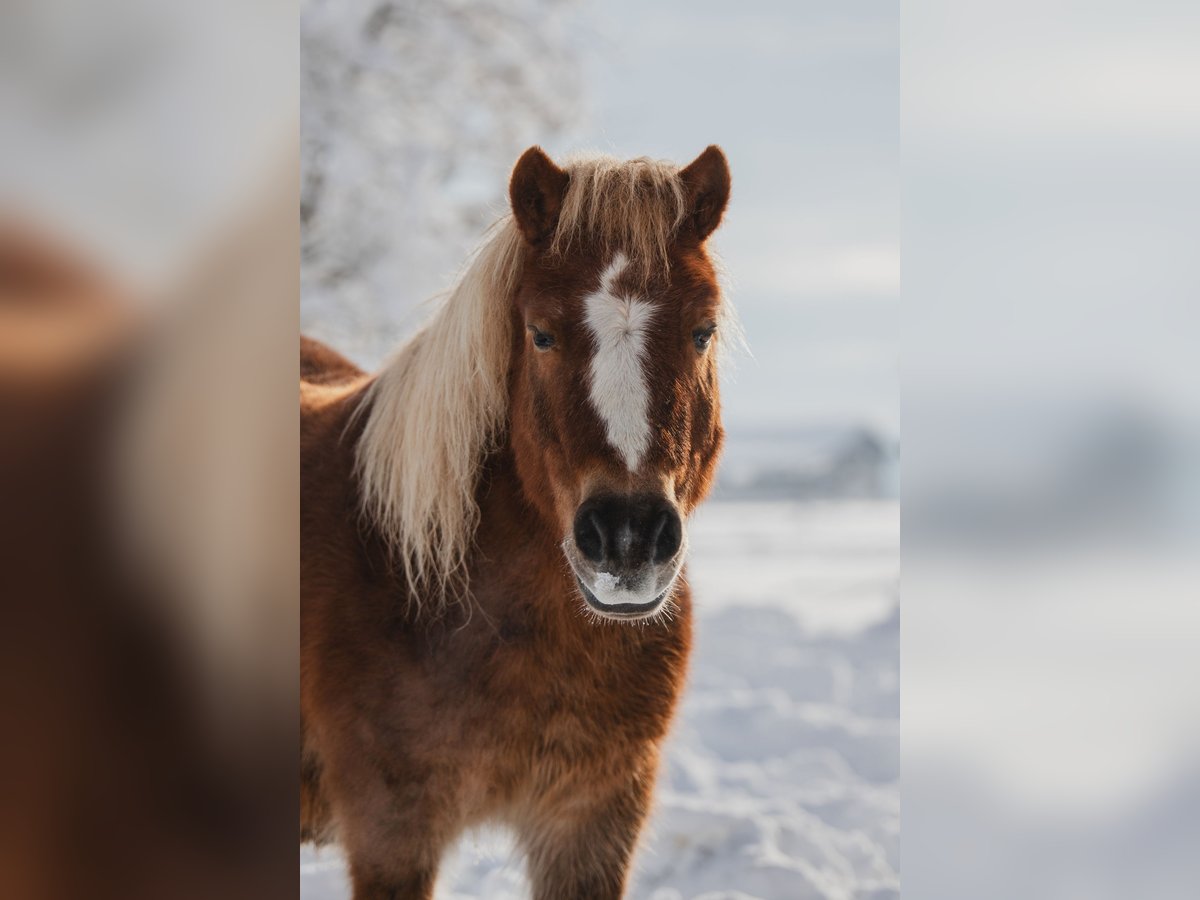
[{"x1": 444, "y1": 606, "x2": 686, "y2": 740}]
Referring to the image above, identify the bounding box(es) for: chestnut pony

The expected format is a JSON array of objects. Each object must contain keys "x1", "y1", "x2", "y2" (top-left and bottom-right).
[{"x1": 301, "y1": 146, "x2": 732, "y2": 899}]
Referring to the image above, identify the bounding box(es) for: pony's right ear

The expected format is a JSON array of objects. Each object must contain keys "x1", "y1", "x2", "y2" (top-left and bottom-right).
[
  {"x1": 679, "y1": 145, "x2": 731, "y2": 241},
  {"x1": 509, "y1": 146, "x2": 570, "y2": 246}
]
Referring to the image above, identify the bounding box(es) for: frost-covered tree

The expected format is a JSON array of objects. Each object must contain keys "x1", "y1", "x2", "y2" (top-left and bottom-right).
[{"x1": 301, "y1": 0, "x2": 586, "y2": 364}]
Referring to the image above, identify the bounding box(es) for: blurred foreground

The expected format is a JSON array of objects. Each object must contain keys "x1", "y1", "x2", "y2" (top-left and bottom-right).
[
  {"x1": 1, "y1": 1, "x2": 297, "y2": 897},
  {"x1": 0, "y1": 201, "x2": 298, "y2": 900}
]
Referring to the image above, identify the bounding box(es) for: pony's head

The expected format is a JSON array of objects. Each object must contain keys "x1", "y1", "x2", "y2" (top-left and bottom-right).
[
  {"x1": 356, "y1": 147, "x2": 733, "y2": 621},
  {"x1": 506, "y1": 146, "x2": 732, "y2": 621}
]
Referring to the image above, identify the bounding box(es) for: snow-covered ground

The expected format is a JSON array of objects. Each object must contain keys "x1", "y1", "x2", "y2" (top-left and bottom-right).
[{"x1": 301, "y1": 500, "x2": 899, "y2": 899}]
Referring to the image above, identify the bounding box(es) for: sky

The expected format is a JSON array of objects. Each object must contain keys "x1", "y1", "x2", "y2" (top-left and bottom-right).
[{"x1": 559, "y1": 0, "x2": 900, "y2": 435}]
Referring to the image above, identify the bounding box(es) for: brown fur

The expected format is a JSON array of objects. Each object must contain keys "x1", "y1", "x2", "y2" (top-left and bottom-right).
[
  {"x1": 301, "y1": 147, "x2": 731, "y2": 899},
  {"x1": 300, "y1": 335, "x2": 361, "y2": 386}
]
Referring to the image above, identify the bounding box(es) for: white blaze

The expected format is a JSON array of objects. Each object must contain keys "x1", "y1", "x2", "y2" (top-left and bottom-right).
[{"x1": 583, "y1": 253, "x2": 654, "y2": 472}]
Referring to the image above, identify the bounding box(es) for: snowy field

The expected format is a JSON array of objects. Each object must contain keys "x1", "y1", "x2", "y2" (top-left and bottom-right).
[{"x1": 300, "y1": 500, "x2": 899, "y2": 899}]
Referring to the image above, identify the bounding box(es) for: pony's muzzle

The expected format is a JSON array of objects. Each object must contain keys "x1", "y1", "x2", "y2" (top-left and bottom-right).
[
  {"x1": 567, "y1": 493, "x2": 685, "y2": 620},
  {"x1": 574, "y1": 493, "x2": 681, "y2": 569}
]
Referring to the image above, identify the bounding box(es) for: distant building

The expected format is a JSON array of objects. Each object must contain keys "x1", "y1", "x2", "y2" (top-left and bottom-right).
[{"x1": 715, "y1": 425, "x2": 896, "y2": 501}]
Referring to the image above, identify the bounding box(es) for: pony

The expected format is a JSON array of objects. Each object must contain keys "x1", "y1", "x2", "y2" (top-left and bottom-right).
[{"x1": 300, "y1": 145, "x2": 733, "y2": 899}]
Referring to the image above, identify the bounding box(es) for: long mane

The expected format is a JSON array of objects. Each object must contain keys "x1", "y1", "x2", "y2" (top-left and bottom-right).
[{"x1": 354, "y1": 154, "x2": 695, "y2": 609}]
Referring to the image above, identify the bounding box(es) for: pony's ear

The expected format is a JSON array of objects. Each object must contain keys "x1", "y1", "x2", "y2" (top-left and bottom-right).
[
  {"x1": 509, "y1": 146, "x2": 570, "y2": 246},
  {"x1": 679, "y1": 145, "x2": 731, "y2": 241}
]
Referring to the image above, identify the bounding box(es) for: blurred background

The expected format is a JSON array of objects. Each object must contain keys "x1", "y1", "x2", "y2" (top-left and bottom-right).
[
  {"x1": 904, "y1": 2, "x2": 1200, "y2": 898},
  {"x1": 300, "y1": 1, "x2": 899, "y2": 898}
]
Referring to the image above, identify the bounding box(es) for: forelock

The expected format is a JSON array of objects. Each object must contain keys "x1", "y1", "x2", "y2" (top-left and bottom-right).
[{"x1": 547, "y1": 154, "x2": 688, "y2": 285}]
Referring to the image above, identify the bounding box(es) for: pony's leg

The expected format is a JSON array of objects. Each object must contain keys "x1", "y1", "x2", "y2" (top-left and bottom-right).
[
  {"x1": 347, "y1": 865, "x2": 435, "y2": 900},
  {"x1": 340, "y1": 817, "x2": 445, "y2": 900},
  {"x1": 325, "y1": 760, "x2": 457, "y2": 900},
  {"x1": 521, "y1": 783, "x2": 652, "y2": 900}
]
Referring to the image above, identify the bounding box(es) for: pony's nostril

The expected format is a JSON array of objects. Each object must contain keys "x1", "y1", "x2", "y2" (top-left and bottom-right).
[
  {"x1": 649, "y1": 512, "x2": 668, "y2": 554},
  {"x1": 651, "y1": 508, "x2": 682, "y2": 564},
  {"x1": 574, "y1": 509, "x2": 607, "y2": 563},
  {"x1": 589, "y1": 511, "x2": 610, "y2": 560},
  {"x1": 575, "y1": 496, "x2": 681, "y2": 568}
]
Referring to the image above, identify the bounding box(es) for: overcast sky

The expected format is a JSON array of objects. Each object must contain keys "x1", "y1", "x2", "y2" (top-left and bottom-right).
[{"x1": 555, "y1": 0, "x2": 899, "y2": 435}]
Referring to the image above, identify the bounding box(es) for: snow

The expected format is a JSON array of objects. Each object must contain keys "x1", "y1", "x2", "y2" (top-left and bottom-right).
[{"x1": 300, "y1": 499, "x2": 899, "y2": 899}]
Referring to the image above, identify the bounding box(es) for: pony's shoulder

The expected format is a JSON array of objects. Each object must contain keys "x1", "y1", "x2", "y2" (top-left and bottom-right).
[
  {"x1": 300, "y1": 336, "x2": 371, "y2": 469},
  {"x1": 301, "y1": 335, "x2": 363, "y2": 386}
]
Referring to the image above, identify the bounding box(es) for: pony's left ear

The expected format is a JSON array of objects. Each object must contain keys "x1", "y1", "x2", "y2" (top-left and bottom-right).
[
  {"x1": 510, "y1": 146, "x2": 570, "y2": 246},
  {"x1": 679, "y1": 145, "x2": 731, "y2": 241}
]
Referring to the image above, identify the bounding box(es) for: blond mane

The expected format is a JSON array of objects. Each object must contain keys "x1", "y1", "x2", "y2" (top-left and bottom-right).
[{"x1": 355, "y1": 153, "x2": 701, "y2": 609}]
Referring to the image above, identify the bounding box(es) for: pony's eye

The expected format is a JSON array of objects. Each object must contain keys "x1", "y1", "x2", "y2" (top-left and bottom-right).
[
  {"x1": 528, "y1": 325, "x2": 556, "y2": 351},
  {"x1": 692, "y1": 325, "x2": 717, "y2": 352}
]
